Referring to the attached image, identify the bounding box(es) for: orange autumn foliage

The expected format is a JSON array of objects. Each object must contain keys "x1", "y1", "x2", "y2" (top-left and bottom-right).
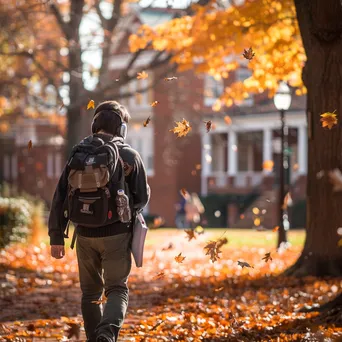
[{"x1": 129, "y1": 0, "x2": 306, "y2": 110}]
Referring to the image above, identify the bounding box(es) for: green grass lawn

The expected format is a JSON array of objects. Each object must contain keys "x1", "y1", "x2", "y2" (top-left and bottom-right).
[
  {"x1": 144, "y1": 228, "x2": 305, "y2": 248},
  {"x1": 42, "y1": 226, "x2": 305, "y2": 249}
]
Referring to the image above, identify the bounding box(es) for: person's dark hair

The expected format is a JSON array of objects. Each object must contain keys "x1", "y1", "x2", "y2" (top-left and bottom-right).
[{"x1": 91, "y1": 100, "x2": 131, "y2": 136}]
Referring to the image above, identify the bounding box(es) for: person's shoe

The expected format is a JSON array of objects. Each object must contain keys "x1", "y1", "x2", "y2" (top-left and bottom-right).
[{"x1": 96, "y1": 334, "x2": 115, "y2": 342}]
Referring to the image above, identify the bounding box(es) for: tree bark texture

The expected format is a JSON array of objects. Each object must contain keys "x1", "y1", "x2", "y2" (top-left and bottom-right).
[{"x1": 285, "y1": 0, "x2": 342, "y2": 277}]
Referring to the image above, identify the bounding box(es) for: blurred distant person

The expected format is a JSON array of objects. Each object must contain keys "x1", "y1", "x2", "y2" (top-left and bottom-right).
[
  {"x1": 175, "y1": 193, "x2": 187, "y2": 229},
  {"x1": 185, "y1": 192, "x2": 205, "y2": 230}
]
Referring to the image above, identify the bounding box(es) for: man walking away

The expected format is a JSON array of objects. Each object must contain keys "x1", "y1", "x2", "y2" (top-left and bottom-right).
[{"x1": 48, "y1": 101, "x2": 150, "y2": 342}]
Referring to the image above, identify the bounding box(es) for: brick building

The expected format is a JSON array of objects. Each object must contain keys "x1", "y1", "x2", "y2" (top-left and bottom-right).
[{"x1": 0, "y1": 6, "x2": 307, "y2": 228}]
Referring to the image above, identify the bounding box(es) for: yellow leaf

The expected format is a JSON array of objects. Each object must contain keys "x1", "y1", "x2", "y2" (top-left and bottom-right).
[
  {"x1": 137, "y1": 71, "x2": 148, "y2": 80},
  {"x1": 338, "y1": 238, "x2": 342, "y2": 247},
  {"x1": 87, "y1": 100, "x2": 95, "y2": 110},
  {"x1": 151, "y1": 101, "x2": 159, "y2": 107},
  {"x1": 174, "y1": 252, "x2": 186, "y2": 263},
  {"x1": 170, "y1": 119, "x2": 192, "y2": 137},
  {"x1": 224, "y1": 116, "x2": 232, "y2": 125},
  {"x1": 320, "y1": 111, "x2": 337, "y2": 130},
  {"x1": 263, "y1": 160, "x2": 274, "y2": 172}
]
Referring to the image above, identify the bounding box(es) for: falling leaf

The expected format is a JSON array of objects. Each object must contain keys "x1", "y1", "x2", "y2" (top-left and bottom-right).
[
  {"x1": 240, "y1": 214, "x2": 245, "y2": 220},
  {"x1": 92, "y1": 292, "x2": 107, "y2": 305},
  {"x1": 175, "y1": 252, "x2": 186, "y2": 263},
  {"x1": 66, "y1": 323, "x2": 80, "y2": 340},
  {"x1": 59, "y1": 103, "x2": 65, "y2": 111},
  {"x1": 204, "y1": 120, "x2": 212, "y2": 133},
  {"x1": 181, "y1": 188, "x2": 187, "y2": 197},
  {"x1": 320, "y1": 111, "x2": 337, "y2": 129},
  {"x1": 137, "y1": 71, "x2": 148, "y2": 79},
  {"x1": 242, "y1": 47, "x2": 255, "y2": 60},
  {"x1": 164, "y1": 76, "x2": 178, "y2": 81},
  {"x1": 338, "y1": 238, "x2": 342, "y2": 247},
  {"x1": 170, "y1": 119, "x2": 192, "y2": 138},
  {"x1": 185, "y1": 230, "x2": 196, "y2": 241},
  {"x1": 143, "y1": 116, "x2": 151, "y2": 127},
  {"x1": 263, "y1": 160, "x2": 274, "y2": 172},
  {"x1": 28, "y1": 140, "x2": 33, "y2": 149},
  {"x1": 273, "y1": 226, "x2": 279, "y2": 232},
  {"x1": 191, "y1": 170, "x2": 197, "y2": 176},
  {"x1": 237, "y1": 261, "x2": 254, "y2": 269},
  {"x1": 195, "y1": 164, "x2": 201, "y2": 170},
  {"x1": 215, "y1": 287, "x2": 224, "y2": 292},
  {"x1": 262, "y1": 252, "x2": 273, "y2": 263},
  {"x1": 87, "y1": 100, "x2": 95, "y2": 110},
  {"x1": 162, "y1": 243, "x2": 174, "y2": 251},
  {"x1": 151, "y1": 101, "x2": 159, "y2": 107},
  {"x1": 224, "y1": 116, "x2": 232, "y2": 125},
  {"x1": 282, "y1": 192, "x2": 292, "y2": 210},
  {"x1": 204, "y1": 237, "x2": 228, "y2": 263},
  {"x1": 154, "y1": 272, "x2": 165, "y2": 279}
]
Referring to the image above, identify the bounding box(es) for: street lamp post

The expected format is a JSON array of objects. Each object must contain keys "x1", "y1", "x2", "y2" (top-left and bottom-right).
[{"x1": 273, "y1": 82, "x2": 292, "y2": 248}]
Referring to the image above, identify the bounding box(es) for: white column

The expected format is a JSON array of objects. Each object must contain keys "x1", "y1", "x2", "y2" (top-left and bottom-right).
[
  {"x1": 298, "y1": 125, "x2": 307, "y2": 175},
  {"x1": 228, "y1": 130, "x2": 237, "y2": 176},
  {"x1": 201, "y1": 133, "x2": 212, "y2": 196},
  {"x1": 263, "y1": 128, "x2": 272, "y2": 174}
]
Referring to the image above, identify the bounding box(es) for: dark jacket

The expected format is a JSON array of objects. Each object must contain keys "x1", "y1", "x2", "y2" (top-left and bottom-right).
[{"x1": 48, "y1": 133, "x2": 150, "y2": 245}]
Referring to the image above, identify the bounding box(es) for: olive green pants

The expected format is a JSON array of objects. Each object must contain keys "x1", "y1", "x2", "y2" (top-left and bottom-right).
[{"x1": 76, "y1": 233, "x2": 132, "y2": 342}]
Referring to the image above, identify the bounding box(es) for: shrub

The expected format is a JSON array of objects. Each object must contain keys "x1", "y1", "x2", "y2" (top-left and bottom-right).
[{"x1": 0, "y1": 197, "x2": 32, "y2": 249}]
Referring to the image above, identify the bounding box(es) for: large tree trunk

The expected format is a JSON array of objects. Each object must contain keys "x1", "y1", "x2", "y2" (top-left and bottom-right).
[{"x1": 285, "y1": 0, "x2": 342, "y2": 278}]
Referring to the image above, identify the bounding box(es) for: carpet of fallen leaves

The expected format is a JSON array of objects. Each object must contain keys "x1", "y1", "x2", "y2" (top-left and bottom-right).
[{"x1": 0, "y1": 230, "x2": 341, "y2": 342}]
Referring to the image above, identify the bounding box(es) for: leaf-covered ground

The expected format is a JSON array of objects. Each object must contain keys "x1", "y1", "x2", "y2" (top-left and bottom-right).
[{"x1": 0, "y1": 229, "x2": 341, "y2": 341}]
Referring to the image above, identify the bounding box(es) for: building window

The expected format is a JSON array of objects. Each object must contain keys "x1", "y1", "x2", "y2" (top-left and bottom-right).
[
  {"x1": 11, "y1": 155, "x2": 18, "y2": 180},
  {"x1": 47, "y1": 153, "x2": 54, "y2": 179},
  {"x1": 128, "y1": 126, "x2": 154, "y2": 175},
  {"x1": 3, "y1": 155, "x2": 10, "y2": 181},
  {"x1": 204, "y1": 75, "x2": 224, "y2": 107},
  {"x1": 236, "y1": 68, "x2": 254, "y2": 107},
  {"x1": 55, "y1": 153, "x2": 62, "y2": 178}
]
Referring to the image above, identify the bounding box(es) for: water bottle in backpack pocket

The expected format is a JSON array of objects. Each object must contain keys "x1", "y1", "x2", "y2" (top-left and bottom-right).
[{"x1": 116, "y1": 189, "x2": 132, "y2": 223}]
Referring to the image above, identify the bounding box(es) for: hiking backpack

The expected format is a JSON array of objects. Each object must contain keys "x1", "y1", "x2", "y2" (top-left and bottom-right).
[{"x1": 65, "y1": 135, "x2": 129, "y2": 228}]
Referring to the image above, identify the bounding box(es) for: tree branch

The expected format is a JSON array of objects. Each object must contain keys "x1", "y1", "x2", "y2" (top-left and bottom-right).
[{"x1": 50, "y1": 3, "x2": 71, "y2": 39}]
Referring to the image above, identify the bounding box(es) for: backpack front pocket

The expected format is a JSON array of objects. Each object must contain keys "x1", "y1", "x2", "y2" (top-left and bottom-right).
[{"x1": 69, "y1": 189, "x2": 109, "y2": 227}]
